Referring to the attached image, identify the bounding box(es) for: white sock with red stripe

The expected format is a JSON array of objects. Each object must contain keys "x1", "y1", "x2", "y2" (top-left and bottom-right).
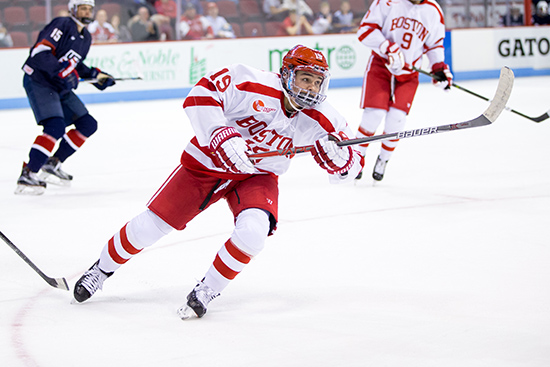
[
  {"x1": 357, "y1": 108, "x2": 386, "y2": 157},
  {"x1": 98, "y1": 210, "x2": 173, "y2": 273},
  {"x1": 202, "y1": 209, "x2": 270, "y2": 294},
  {"x1": 379, "y1": 107, "x2": 406, "y2": 162}
]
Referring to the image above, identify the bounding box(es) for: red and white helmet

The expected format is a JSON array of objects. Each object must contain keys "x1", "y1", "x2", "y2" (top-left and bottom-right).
[
  {"x1": 68, "y1": 0, "x2": 95, "y2": 24},
  {"x1": 280, "y1": 45, "x2": 330, "y2": 109}
]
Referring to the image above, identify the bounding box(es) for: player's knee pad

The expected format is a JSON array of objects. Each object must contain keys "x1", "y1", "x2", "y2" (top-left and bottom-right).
[
  {"x1": 360, "y1": 108, "x2": 386, "y2": 133},
  {"x1": 231, "y1": 208, "x2": 270, "y2": 257},
  {"x1": 126, "y1": 209, "x2": 174, "y2": 249},
  {"x1": 73, "y1": 113, "x2": 98, "y2": 137},
  {"x1": 384, "y1": 107, "x2": 407, "y2": 133},
  {"x1": 40, "y1": 116, "x2": 66, "y2": 140}
]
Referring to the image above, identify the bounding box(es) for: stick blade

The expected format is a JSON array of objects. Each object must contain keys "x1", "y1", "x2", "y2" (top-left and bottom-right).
[
  {"x1": 483, "y1": 67, "x2": 514, "y2": 123},
  {"x1": 531, "y1": 110, "x2": 549, "y2": 123},
  {"x1": 46, "y1": 277, "x2": 70, "y2": 291}
]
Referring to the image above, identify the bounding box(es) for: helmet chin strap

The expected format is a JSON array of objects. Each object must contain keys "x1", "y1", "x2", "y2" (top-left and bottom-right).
[
  {"x1": 282, "y1": 88, "x2": 303, "y2": 113},
  {"x1": 70, "y1": 14, "x2": 88, "y2": 28}
]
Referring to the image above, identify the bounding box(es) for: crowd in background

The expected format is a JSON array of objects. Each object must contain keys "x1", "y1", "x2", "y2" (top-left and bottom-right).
[
  {"x1": 0, "y1": 0, "x2": 549, "y2": 48},
  {"x1": 0, "y1": 0, "x2": 365, "y2": 47}
]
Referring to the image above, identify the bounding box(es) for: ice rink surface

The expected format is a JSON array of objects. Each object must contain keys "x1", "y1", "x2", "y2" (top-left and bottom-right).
[{"x1": 0, "y1": 74, "x2": 549, "y2": 367}]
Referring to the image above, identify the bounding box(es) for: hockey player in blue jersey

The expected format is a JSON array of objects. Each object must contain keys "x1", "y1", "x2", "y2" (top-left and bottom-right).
[{"x1": 16, "y1": 0, "x2": 116, "y2": 195}]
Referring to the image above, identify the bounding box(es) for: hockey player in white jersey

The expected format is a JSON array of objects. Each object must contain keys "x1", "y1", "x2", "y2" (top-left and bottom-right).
[
  {"x1": 355, "y1": 0, "x2": 452, "y2": 181},
  {"x1": 73, "y1": 45, "x2": 363, "y2": 319}
]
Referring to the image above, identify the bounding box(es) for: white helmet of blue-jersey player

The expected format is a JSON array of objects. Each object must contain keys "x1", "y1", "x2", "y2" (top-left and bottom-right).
[
  {"x1": 68, "y1": 0, "x2": 95, "y2": 24},
  {"x1": 280, "y1": 45, "x2": 330, "y2": 110}
]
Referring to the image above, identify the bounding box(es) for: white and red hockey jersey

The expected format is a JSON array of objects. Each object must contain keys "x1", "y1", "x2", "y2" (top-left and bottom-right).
[
  {"x1": 181, "y1": 63, "x2": 361, "y2": 182},
  {"x1": 357, "y1": 0, "x2": 446, "y2": 76}
]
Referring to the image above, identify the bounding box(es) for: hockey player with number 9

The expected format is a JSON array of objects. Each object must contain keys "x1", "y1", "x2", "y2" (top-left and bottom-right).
[
  {"x1": 355, "y1": 0, "x2": 452, "y2": 181},
  {"x1": 15, "y1": 0, "x2": 116, "y2": 195},
  {"x1": 73, "y1": 45, "x2": 363, "y2": 319}
]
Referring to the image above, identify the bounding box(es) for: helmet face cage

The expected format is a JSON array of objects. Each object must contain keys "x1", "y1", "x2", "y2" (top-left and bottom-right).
[
  {"x1": 68, "y1": 0, "x2": 95, "y2": 24},
  {"x1": 281, "y1": 45, "x2": 330, "y2": 109}
]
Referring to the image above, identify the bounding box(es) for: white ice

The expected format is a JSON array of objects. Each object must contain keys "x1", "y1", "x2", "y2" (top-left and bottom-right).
[{"x1": 0, "y1": 75, "x2": 549, "y2": 367}]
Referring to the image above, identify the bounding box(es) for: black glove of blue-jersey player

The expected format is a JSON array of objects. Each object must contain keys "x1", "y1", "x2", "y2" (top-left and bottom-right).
[{"x1": 91, "y1": 68, "x2": 116, "y2": 91}]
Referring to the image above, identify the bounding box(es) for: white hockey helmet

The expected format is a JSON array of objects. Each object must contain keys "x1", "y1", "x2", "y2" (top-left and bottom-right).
[
  {"x1": 68, "y1": 0, "x2": 95, "y2": 24},
  {"x1": 537, "y1": 1, "x2": 548, "y2": 13}
]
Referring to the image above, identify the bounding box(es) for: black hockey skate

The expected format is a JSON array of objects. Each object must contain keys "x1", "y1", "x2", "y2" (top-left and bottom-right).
[
  {"x1": 372, "y1": 155, "x2": 388, "y2": 181},
  {"x1": 177, "y1": 282, "x2": 219, "y2": 320},
  {"x1": 73, "y1": 261, "x2": 113, "y2": 303},
  {"x1": 15, "y1": 163, "x2": 47, "y2": 195},
  {"x1": 40, "y1": 157, "x2": 73, "y2": 186}
]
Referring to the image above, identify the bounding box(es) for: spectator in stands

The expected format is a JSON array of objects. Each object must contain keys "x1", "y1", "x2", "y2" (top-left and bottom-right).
[
  {"x1": 533, "y1": 1, "x2": 550, "y2": 25},
  {"x1": 500, "y1": 5, "x2": 523, "y2": 26},
  {"x1": 282, "y1": 0, "x2": 313, "y2": 19},
  {"x1": 179, "y1": 3, "x2": 214, "y2": 40},
  {"x1": 0, "y1": 22, "x2": 14, "y2": 48},
  {"x1": 312, "y1": 1, "x2": 333, "y2": 34},
  {"x1": 88, "y1": 9, "x2": 118, "y2": 43},
  {"x1": 282, "y1": 9, "x2": 314, "y2": 35},
  {"x1": 205, "y1": 2, "x2": 236, "y2": 39},
  {"x1": 130, "y1": 5, "x2": 160, "y2": 41},
  {"x1": 112, "y1": 14, "x2": 133, "y2": 42},
  {"x1": 332, "y1": 0, "x2": 357, "y2": 33},
  {"x1": 155, "y1": 0, "x2": 177, "y2": 19},
  {"x1": 183, "y1": 0, "x2": 204, "y2": 15},
  {"x1": 127, "y1": 0, "x2": 158, "y2": 20},
  {"x1": 263, "y1": 0, "x2": 288, "y2": 21}
]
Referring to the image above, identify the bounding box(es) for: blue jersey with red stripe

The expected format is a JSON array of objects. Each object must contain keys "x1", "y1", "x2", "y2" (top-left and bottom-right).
[{"x1": 22, "y1": 17, "x2": 96, "y2": 93}]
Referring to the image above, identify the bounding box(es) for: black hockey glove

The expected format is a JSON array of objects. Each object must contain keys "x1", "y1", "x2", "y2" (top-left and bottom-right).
[
  {"x1": 91, "y1": 68, "x2": 116, "y2": 91},
  {"x1": 431, "y1": 62, "x2": 453, "y2": 91}
]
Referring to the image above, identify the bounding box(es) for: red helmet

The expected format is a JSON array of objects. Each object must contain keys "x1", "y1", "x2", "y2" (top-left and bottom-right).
[{"x1": 280, "y1": 45, "x2": 330, "y2": 109}]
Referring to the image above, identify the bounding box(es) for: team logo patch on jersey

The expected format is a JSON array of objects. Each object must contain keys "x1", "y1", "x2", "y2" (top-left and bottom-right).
[{"x1": 253, "y1": 100, "x2": 276, "y2": 113}]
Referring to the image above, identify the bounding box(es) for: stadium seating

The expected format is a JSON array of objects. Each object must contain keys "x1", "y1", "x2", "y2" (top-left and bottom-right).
[
  {"x1": 239, "y1": 0, "x2": 262, "y2": 22},
  {"x1": 10, "y1": 30, "x2": 29, "y2": 47},
  {"x1": 28, "y1": 5, "x2": 47, "y2": 30},
  {"x1": 308, "y1": 0, "x2": 323, "y2": 14},
  {"x1": 3, "y1": 6, "x2": 30, "y2": 32},
  {"x1": 216, "y1": 0, "x2": 240, "y2": 23},
  {"x1": 230, "y1": 22, "x2": 242, "y2": 38},
  {"x1": 53, "y1": 4, "x2": 67, "y2": 17},
  {"x1": 349, "y1": 0, "x2": 368, "y2": 15},
  {"x1": 0, "y1": 0, "x2": 11, "y2": 11},
  {"x1": 100, "y1": 2, "x2": 121, "y2": 19},
  {"x1": 243, "y1": 21, "x2": 264, "y2": 37},
  {"x1": 264, "y1": 21, "x2": 284, "y2": 37}
]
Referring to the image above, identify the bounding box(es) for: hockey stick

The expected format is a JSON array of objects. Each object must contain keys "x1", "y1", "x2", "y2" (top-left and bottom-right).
[
  {"x1": 0, "y1": 231, "x2": 69, "y2": 291},
  {"x1": 80, "y1": 76, "x2": 143, "y2": 83},
  {"x1": 414, "y1": 67, "x2": 549, "y2": 123},
  {"x1": 249, "y1": 67, "x2": 514, "y2": 160}
]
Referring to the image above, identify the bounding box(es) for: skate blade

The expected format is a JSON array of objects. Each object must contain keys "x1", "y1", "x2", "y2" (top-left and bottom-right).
[
  {"x1": 177, "y1": 305, "x2": 197, "y2": 320},
  {"x1": 39, "y1": 172, "x2": 71, "y2": 187},
  {"x1": 14, "y1": 184, "x2": 45, "y2": 195}
]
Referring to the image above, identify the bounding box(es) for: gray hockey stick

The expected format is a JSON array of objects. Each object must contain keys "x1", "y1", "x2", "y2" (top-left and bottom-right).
[
  {"x1": 0, "y1": 231, "x2": 69, "y2": 291},
  {"x1": 249, "y1": 67, "x2": 514, "y2": 160}
]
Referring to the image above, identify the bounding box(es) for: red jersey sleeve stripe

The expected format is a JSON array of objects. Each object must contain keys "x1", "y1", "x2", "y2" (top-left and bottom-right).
[
  {"x1": 195, "y1": 77, "x2": 217, "y2": 92},
  {"x1": 236, "y1": 81, "x2": 284, "y2": 99},
  {"x1": 302, "y1": 109, "x2": 335, "y2": 133},
  {"x1": 357, "y1": 26, "x2": 378, "y2": 42},
  {"x1": 183, "y1": 96, "x2": 222, "y2": 108}
]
